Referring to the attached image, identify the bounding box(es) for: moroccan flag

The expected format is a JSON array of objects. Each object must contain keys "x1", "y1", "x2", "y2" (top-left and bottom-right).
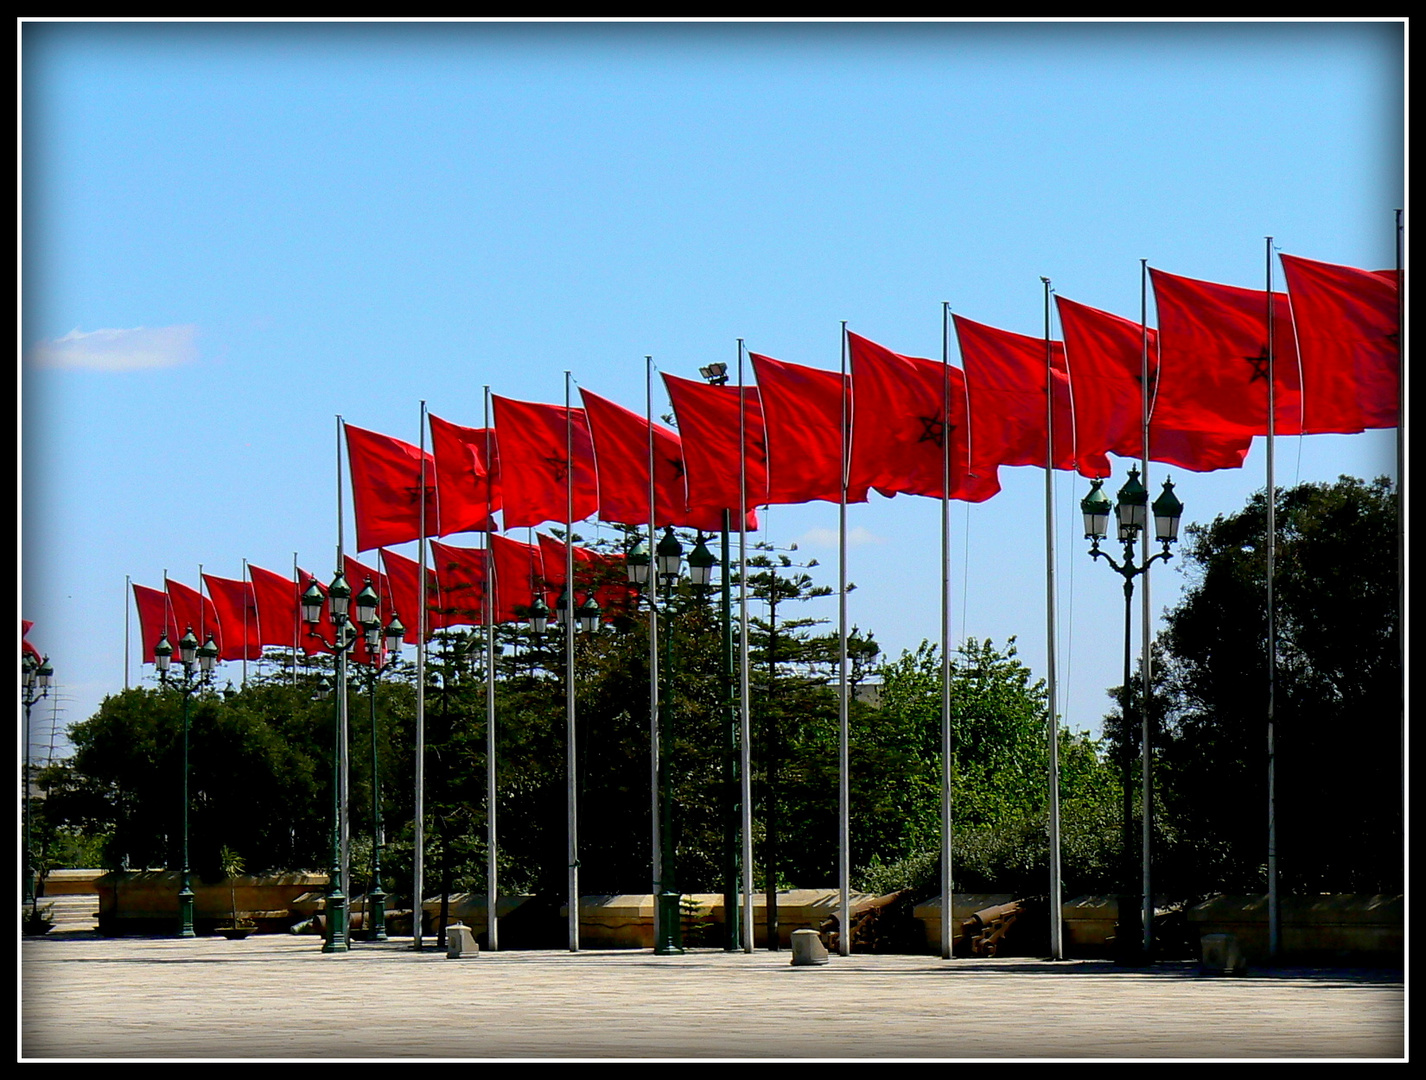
[
  {"x1": 202, "y1": 573, "x2": 262, "y2": 662},
  {"x1": 490, "y1": 396, "x2": 599, "y2": 530},
  {"x1": 132, "y1": 583, "x2": 181, "y2": 664},
  {"x1": 953, "y1": 315, "x2": 1094, "y2": 478},
  {"x1": 345, "y1": 423, "x2": 439, "y2": 552},
  {"x1": 430, "y1": 540, "x2": 489, "y2": 628},
  {"x1": 537, "y1": 533, "x2": 632, "y2": 621},
  {"x1": 488, "y1": 532, "x2": 551, "y2": 624},
  {"x1": 1149, "y1": 268, "x2": 1304, "y2": 438},
  {"x1": 379, "y1": 548, "x2": 444, "y2": 642},
  {"x1": 167, "y1": 578, "x2": 222, "y2": 658},
  {"x1": 580, "y1": 388, "x2": 738, "y2": 533},
  {"x1": 661, "y1": 373, "x2": 767, "y2": 521},
  {"x1": 248, "y1": 564, "x2": 306, "y2": 651},
  {"x1": 846, "y1": 331, "x2": 1000, "y2": 502},
  {"x1": 429, "y1": 413, "x2": 500, "y2": 534},
  {"x1": 1055, "y1": 295, "x2": 1253, "y2": 473},
  {"x1": 749, "y1": 352, "x2": 869, "y2": 505},
  {"x1": 1280, "y1": 253, "x2": 1400, "y2": 433},
  {"x1": 22, "y1": 620, "x2": 42, "y2": 662}
]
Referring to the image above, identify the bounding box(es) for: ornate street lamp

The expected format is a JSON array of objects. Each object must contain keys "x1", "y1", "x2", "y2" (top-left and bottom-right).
[
  {"x1": 1082, "y1": 467, "x2": 1184, "y2": 965},
  {"x1": 155, "y1": 626, "x2": 216, "y2": 938},
  {"x1": 687, "y1": 534, "x2": 716, "y2": 591},
  {"x1": 354, "y1": 578, "x2": 402, "y2": 942},
  {"x1": 21, "y1": 654, "x2": 53, "y2": 911},
  {"x1": 303, "y1": 570, "x2": 362, "y2": 954}
]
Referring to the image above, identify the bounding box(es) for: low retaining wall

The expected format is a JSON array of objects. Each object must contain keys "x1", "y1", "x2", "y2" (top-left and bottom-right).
[
  {"x1": 95, "y1": 871, "x2": 329, "y2": 935},
  {"x1": 1186, "y1": 894, "x2": 1403, "y2": 967}
]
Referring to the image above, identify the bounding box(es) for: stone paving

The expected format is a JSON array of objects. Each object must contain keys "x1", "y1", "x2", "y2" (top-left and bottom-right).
[{"x1": 21, "y1": 929, "x2": 1405, "y2": 1060}]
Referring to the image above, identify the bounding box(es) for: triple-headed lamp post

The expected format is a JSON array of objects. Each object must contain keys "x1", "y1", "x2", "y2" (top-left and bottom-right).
[
  {"x1": 301, "y1": 570, "x2": 369, "y2": 953},
  {"x1": 1081, "y1": 467, "x2": 1184, "y2": 965},
  {"x1": 154, "y1": 625, "x2": 218, "y2": 938},
  {"x1": 355, "y1": 578, "x2": 405, "y2": 942}
]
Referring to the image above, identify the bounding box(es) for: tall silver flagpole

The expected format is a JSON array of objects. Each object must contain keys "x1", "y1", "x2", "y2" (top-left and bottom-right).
[
  {"x1": 647, "y1": 356, "x2": 663, "y2": 952},
  {"x1": 837, "y1": 322, "x2": 852, "y2": 956},
  {"x1": 566, "y1": 372, "x2": 580, "y2": 952},
  {"x1": 940, "y1": 302, "x2": 955, "y2": 960},
  {"x1": 125, "y1": 575, "x2": 131, "y2": 690},
  {"x1": 1041, "y1": 279, "x2": 1063, "y2": 961},
  {"x1": 1139, "y1": 259, "x2": 1154, "y2": 957},
  {"x1": 738, "y1": 338, "x2": 753, "y2": 953},
  {"x1": 484, "y1": 386, "x2": 499, "y2": 952},
  {"x1": 1265, "y1": 239, "x2": 1279, "y2": 959},
  {"x1": 336, "y1": 418, "x2": 351, "y2": 950},
  {"x1": 413, "y1": 402, "x2": 428, "y2": 949}
]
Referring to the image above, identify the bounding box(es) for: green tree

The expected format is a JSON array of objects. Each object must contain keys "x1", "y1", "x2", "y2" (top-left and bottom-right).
[{"x1": 1149, "y1": 475, "x2": 1402, "y2": 894}]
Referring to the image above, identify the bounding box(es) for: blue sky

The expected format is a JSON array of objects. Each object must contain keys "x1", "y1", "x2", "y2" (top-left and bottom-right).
[{"x1": 20, "y1": 20, "x2": 1404, "y2": 756}]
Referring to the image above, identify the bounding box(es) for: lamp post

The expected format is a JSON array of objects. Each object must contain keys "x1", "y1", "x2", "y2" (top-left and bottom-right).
[
  {"x1": 356, "y1": 579, "x2": 404, "y2": 942},
  {"x1": 302, "y1": 570, "x2": 364, "y2": 953},
  {"x1": 155, "y1": 627, "x2": 217, "y2": 938},
  {"x1": 1082, "y1": 467, "x2": 1183, "y2": 966},
  {"x1": 21, "y1": 654, "x2": 53, "y2": 910},
  {"x1": 629, "y1": 526, "x2": 688, "y2": 954}
]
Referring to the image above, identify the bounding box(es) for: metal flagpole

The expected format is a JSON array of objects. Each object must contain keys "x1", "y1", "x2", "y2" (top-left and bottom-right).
[
  {"x1": 647, "y1": 356, "x2": 663, "y2": 952},
  {"x1": 242, "y1": 559, "x2": 250, "y2": 687},
  {"x1": 292, "y1": 552, "x2": 300, "y2": 689},
  {"x1": 413, "y1": 402, "x2": 428, "y2": 950},
  {"x1": 1041, "y1": 279, "x2": 1064, "y2": 961},
  {"x1": 940, "y1": 302, "x2": 955, "y2": 960},
  {"x1": 125, "y1": 575, "x2": 131, "y2": 690},
  {"x1": 1139, "y1": 260, "x2": 1154, "y2": 957},
  {"x1": 1265, "y1": 239, "x2": 1279, "y2": 959},
  {"x1": 566, "y1": 373, "x2": 580, "y2": 952},
  {"x1": 738, "y1": 338, "x2": 754, "y2": 954},
  {"x1": 484, "y1": 386, "x2": 498, "y2": 952},
  {"x1": 336, "y1": 419, "x2": 351, "y2": 950},
  {"x1": 838, "y1": 321, "x2": 851, "y2": 957}
]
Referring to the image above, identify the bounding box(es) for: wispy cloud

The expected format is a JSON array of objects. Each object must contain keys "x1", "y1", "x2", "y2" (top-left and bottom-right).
[
  {"x1": 27, "y1": 325, "x2": 199, "y2": 371},
  {"x1": 795, "y1": 525, "x2": 886, "y2": 549}
]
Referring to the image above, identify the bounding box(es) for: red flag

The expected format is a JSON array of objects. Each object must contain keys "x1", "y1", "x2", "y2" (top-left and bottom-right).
[
  {"x1": 749, "y1": 352, "x2": 869, "y2": 505},
  {"x1": 953, "y1": 315, "x2": 1095, "y2": 478},
  {"x1": 132, "y1": 583, "x2": 180, "y2": 663},
  {"x1": 1149, "y1": 268, "x2": 1304, "y2": 438},
  {"x1": 490, "y1": 396, "x2": 599, "y2": 530},
  {"x1": 22, "y1": 620, "x2": 42, "y2": 662},
  {"x1": 1280, "y1": 253, "x2": 1400, "y2": 433},
  {"x1": 537, "y1": 533, "x2": 632, "y2": 621},
  {"x1": 345, "y1": 423, "x2": 439, "y2": 552},
  {"x1": 661, "y1": 373, "x2": 767, "y2": 521},
  {"x1": 166, "y1": 579, "x2": 221, "y2": 657},
  {"x1": 488, "y1": 532, "x2": 551, "y2": 624},
  {"x1": 379, "y1": 548, "x2": 444, "y2": 642},
  {"x1": 429, "y1": 413, "x2": 500, "y2": 534},
  {"x1": 846, "y1": 331, "x2": 1000, "y2": 502},
  {"x1": 429, "y1": 540, "x2": 489, "y2": 628},
  {"x1": 1055, "y1": 295, "x2": 1253, "y2": 472},
  {"x1": 202, "y1": 573, "x2": 262, "y2": 662},
  {"x1": 248, "y1": 564, "x2": 306, "y2": 651}
]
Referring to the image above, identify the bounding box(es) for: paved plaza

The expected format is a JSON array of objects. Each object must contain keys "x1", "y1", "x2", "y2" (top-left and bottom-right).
[{"x1": 20, "y1": 928, "x2": 1405, "y2": 1060}]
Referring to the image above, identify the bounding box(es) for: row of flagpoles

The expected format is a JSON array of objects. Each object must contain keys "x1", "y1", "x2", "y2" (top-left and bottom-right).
[{"x1": 128, "y1": 240, "x2": 1402, "y2": 957}]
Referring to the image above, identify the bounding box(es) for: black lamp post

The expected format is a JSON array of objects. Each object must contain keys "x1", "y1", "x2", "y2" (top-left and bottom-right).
[
  {"x1": 356, "y1": 577, "x2": 403, "y2": 942},
  {"x1": 21, "y1": 653, "x2": 53, "y2": 911},
  {"x1": 1082, "y1": 468, "x2": 1183, "y2": 965},
  {"x1": 155, "y1": 626, "x2": 217, "y2": 938},
  {"x1": 302, "y1": 571, "x2": 362, "y2": 954}
]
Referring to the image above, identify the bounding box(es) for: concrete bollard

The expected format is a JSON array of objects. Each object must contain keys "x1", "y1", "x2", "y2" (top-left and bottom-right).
[
  {"x1": 446, "y1": 922, "x2": 479, "y2": 959},
  {"x1": 1199, "y1": 932, "x2": 1246, "y2": 975},
  {"x1": 790, "y1": 928, "x2": 829, "y2": 966}
]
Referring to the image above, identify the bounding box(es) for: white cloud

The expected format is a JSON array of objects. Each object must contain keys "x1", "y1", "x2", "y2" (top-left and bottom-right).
[
  {"x1": 27, "y1": 325, "x2": 199, "y2": 371},
  {"x1": 795, "y1": 525, "x2": 886, "y2": 549}
]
